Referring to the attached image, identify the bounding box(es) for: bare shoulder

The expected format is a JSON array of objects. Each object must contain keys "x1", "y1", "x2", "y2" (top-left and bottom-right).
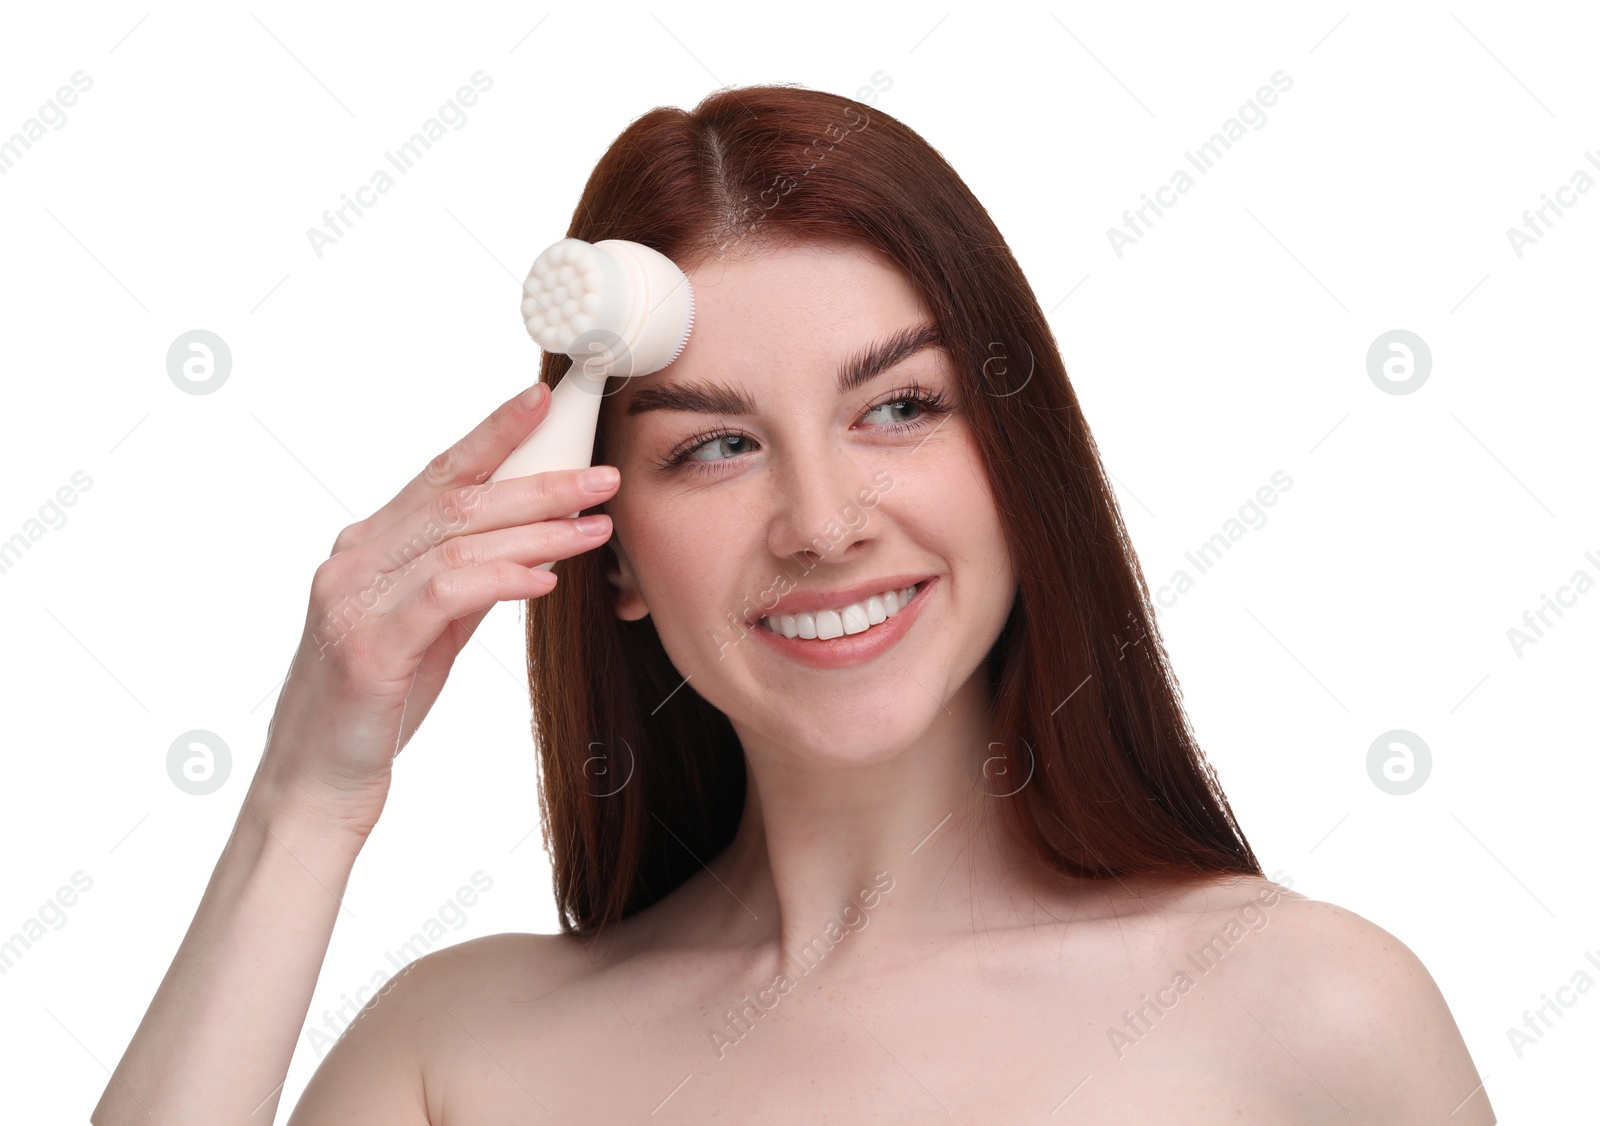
[
  {"x1": 286, "y1": 931, "x2": 592, "y2": 1125},
  {"x1": 401, "y1": 929, "x2": 597, "y2": 1042},
  {"x1": 1199, "y1": 883, "x2": 1495, "y2": 1124},
  {"x1": 403, "y1": 929, "x2": 594, "y2": 1001}
]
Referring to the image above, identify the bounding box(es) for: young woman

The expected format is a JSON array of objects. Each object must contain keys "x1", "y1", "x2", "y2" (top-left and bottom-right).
[{"x1": 96, "y1": 85, "x2": 1493, "y2": 1124}]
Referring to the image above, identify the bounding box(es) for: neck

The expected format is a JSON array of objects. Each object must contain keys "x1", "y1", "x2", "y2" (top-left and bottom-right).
[{"x1": 695, "y1": 671, "x2": 1075, "y2": 973}]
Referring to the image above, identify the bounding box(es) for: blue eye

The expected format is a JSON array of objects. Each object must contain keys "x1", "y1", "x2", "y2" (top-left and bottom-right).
[
  {"x1": 654, "y1": 379, "x2": 953, "y2": 475},
  {"x1": 682, "y1": 432, "x2": 754, "y2": 465}
]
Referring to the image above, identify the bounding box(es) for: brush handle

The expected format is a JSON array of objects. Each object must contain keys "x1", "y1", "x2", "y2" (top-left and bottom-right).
[{"x1": 489, "y1": 367, "x2": 607, "y2": 571}]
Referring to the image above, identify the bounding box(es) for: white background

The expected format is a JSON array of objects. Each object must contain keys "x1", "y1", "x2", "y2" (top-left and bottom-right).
[{"x1": 0, "y1": 1, "x2": 1593, "y2": 1120}]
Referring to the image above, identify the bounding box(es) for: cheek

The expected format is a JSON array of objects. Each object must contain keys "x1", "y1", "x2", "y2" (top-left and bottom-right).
[
  {"x1": 936, "y1": 441, "x2": 1014, "y2": 605},
  {"x1": 616, "y1": 488, "x2": 749, "y2": 631},
  {"x1": 955, "y1": 437, "x2": 1008, "y2": 541},
  {"x1": 900, "y1": 433, "x2": 1006, "y2": 553}
]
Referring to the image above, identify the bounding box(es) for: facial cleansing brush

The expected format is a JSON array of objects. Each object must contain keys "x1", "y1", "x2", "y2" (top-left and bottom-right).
[{"x1": 488, "y1": 237, "x2": 694, "y2": 568}]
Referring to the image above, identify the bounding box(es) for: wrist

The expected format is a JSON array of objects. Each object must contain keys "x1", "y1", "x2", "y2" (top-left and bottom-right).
[{"x1": 243, "y1": 763, "x2": 389, "y2": 850}]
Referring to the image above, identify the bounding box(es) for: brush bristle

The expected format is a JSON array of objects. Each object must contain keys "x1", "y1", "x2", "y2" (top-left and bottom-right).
[{"x1": 662, "y1": 286, "x2": 695, "y2": 368}]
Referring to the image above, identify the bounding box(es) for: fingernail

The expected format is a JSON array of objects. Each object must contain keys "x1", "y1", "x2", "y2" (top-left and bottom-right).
[
  {"x1": 580, "y1": 465, "x2": 619, "y2": 491},
  {"x1": 520, "y1": 383, "x2": 549, "y2": 409}
]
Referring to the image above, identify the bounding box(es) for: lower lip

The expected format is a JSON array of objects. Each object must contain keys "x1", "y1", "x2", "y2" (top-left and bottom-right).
[{"x1": 749, "y1": 578, "x2": 937, "y2": 670}]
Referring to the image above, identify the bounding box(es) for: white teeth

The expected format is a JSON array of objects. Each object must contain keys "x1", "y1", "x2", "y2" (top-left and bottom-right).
[{"x1": 762, "y1": 584, "x2": 919, "y2": 640}]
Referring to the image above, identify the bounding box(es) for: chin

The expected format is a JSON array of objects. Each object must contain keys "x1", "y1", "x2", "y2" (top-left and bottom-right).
[{"x1": 752, "y1": 710, "x2": 929, "y2": 768}]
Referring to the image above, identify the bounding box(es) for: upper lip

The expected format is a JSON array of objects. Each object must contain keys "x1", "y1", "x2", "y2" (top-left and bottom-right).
[{"x1": 756, "y1": 573, "x2": 935, "y2": 619}]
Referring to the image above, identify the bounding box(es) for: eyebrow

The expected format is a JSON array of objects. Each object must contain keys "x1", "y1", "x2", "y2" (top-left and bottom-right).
[{"x1": 624, "y1": 320, "x2": 943, "y2": 417}]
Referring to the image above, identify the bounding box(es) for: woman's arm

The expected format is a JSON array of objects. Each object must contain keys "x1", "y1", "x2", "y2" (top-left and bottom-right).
[
  {"x1": 90, "y1": 770, "x2": 427, "y2": 1125},
  {"x1": 93, "y1": 384, "x2": 613, "y2": 1125}
]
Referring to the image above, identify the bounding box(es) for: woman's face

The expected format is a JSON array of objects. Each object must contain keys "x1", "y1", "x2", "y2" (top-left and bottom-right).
[{"x1": 599, "y1": 238, "x2": 1016, "y2": 764}]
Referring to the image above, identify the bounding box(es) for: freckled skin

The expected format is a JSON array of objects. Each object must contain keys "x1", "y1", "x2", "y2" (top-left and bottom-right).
[
  {"x1": 400, "y1": 243, "x2": 1492, "y2": 1124},
  {"x1": 414, "y1": 875, "x2": 1494, "y2": 1123}
]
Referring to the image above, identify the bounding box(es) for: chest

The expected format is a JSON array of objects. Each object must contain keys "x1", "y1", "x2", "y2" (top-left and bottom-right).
[
  {"x1": 429, "y1": 942, "x2": 1337, "y2": 1124},
  {"x1": 432, "y1": 946, "x2": 1344, "y2": 1119}
]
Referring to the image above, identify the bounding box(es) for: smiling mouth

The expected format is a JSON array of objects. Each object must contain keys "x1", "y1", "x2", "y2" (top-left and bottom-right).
[{"x1": 759, "y1": 583, "x2": 921, "y2": 640}]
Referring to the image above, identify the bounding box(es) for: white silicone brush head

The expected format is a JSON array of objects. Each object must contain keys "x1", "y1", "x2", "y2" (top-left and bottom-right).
[{"x1": 520, "y1": 238, "x2": 694, "y2": 378}]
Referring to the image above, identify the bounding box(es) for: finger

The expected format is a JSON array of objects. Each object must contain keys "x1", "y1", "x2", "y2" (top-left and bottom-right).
[
  {"x1": 387, "y1": 560, "x2": 560, "y2": 663},
  {"x1": 367, "y1": 512, "x2": 613, "y2": 620},
  {"x1": 347, "y1": 383, "x2": 554, "y2": 549},
  {"x1": 349, "y1": 467, "x2": 616, "y2": 584}
]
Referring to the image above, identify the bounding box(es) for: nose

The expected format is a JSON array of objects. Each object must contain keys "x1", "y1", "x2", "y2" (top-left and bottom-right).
[{"x1": 766, "y1": 441, "x2": 878, "y2": 567}]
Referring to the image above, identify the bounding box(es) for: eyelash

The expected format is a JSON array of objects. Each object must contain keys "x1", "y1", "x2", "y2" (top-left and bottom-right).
[{"x1": 653, "y1": 379, "x2": 953, "y2": 475}]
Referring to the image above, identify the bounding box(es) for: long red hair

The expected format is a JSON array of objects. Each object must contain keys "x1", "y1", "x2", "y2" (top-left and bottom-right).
[{"x1": 522, "y1": 83, "x2": 1260, "y2": 938}]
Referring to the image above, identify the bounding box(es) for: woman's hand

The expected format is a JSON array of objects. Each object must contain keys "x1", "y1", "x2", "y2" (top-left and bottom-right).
[{"x1": 254, "y1": 382, "x2": 619, "y2": 836}]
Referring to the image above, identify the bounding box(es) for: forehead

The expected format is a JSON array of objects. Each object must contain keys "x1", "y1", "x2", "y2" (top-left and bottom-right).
[
  {"x1": 684, "y1": 238, "x2": 918, "y2": 324},
  {"x1": 617, "y1": 239, "x2": 928, "y2": 399}
]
